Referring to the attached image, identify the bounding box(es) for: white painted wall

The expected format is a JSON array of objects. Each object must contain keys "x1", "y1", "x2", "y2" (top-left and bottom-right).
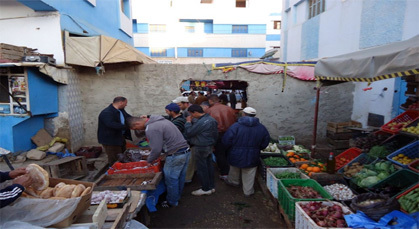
[
  {"x1": 0, "y1": 1, "x2": 65, "y2": 65},
  {"x1": 119, "y1": 0, "x2": 133, "y2": 37}
]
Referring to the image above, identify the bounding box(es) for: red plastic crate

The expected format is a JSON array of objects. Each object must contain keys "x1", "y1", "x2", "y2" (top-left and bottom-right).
[
  {"x1": 408, "y1": 159, "x2": 419, "y2": 173},
  {"x1": 381, "y1": 110, "x2": 419, "y2": 134},
  {"x1": 334, "y1": 147, "x2": 362, "y2": 171},
  {"x1": 107, "y1": 160, "x2": 161, "y2": 174},
  {"x1": 396, "y1": 183, "x2": 419, "y2": 213}
]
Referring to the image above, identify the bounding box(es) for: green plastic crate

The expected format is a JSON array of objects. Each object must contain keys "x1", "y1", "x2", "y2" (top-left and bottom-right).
[
  {"x1": 278, "y1": 179, "x2": 333, "y2": 222},
  {"x1": 368, "y1": 169, "x2": 419, "y2": 198}
]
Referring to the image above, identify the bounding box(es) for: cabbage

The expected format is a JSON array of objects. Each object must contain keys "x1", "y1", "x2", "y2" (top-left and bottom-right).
[
  {"x1": 377, "y1": 171, "x2": 390, "y2": 180},
  {"x1": 375, "y1": 161, "x2": 390, "y2": 171},
  {"x1": 359, "y1": 176, "x2": 381, "y2": 187}
]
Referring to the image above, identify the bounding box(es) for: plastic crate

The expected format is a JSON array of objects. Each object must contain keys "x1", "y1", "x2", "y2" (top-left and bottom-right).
[
  {"x1": 107, "y1": 160, "x2": 161, "y2": 174},
  {"x1": 337, "y1": 153, "x2": 378, "y2": 179},
  {"x1": 278, "y1": 135, "x2": 295, "y2": 146},
  {"x1": 381, "y1": 110, "x2": 419, "y2": 134},
  {"x1": 295, "y1": 201, "x2": 353, "y2": 229},
  {"x1": 396, "y1": 183, "x2": 419, "y2": 213},
  {"x1": 278, "y1": 179, "x2": 333, "y2": 222},
  {"x1": 387, "y1": 141, "x2": 419, "y2": 168},
  {"x1": 368, "y1": 169, "x2": 419, "y2": 198},
  {"x1": 408, "y1": 159, "x2": 419, "y2": 173},
  {"x1": 266, "y1": 168, "x2": 309, "y2": 200},
  {"x1": 334, "y1": 147, "x2": 362, "y2": 171},
  {"x1": 259, "y1": 154, "x2": 294, "y2": 180}
]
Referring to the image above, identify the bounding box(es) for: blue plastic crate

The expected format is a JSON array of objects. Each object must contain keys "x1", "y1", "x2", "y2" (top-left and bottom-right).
[
  {"x1": 387, "y1": 141, "x2": 419, "y2": 168},
  {"x1": 337, "y1": 153, "x2": 378, "y2": 179}
]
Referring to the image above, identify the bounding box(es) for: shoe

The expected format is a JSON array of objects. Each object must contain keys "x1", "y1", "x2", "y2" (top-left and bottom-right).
[
  {"x1": 211, "y1": 189, "x2": 216, "y2": 193},
  {"x1": 192, "y1": 189, "x2": 213, "y2": 196},
  {"x1": 244, "y1": 193, "x2": 254, "y2": 198},
  {"x1": 224, "y1": 179, "x2": 240, "y2": 187},
  {"x1": 219, "y1": 175, "x2": 228, "y2": 181}
]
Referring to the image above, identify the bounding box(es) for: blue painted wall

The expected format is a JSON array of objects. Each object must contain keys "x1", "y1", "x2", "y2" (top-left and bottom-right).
[
  {"x1": 213, "y1": 24, "x2": 266, "y2": 34},
  {"x1": 266, "y1": 34, "x2": 281, "y2": 41},
  {"x1": 19, "y1": 0, "x2": 133, "y2": 45},
  {"x1": 177, "y1": 48, "x2": 265, "y2": 58},
  {"x1": 13, "y1": 116, "x2": 44, "y2": 152},
  {"x1": 300, "y1": 16, "x2": 320, "y2": 60},
  {"x1": 0, "y1": 116, "x2": 30, "y2": 152},
  {"x1": 27, "y1": 68, "x2": 58, "y2": 116},
  {"x1": 135, "y1": 23, "x2": 149, "y2": 34},
  {"x1": 359, "y1": 0, "x2": 406, "y2": 49}
]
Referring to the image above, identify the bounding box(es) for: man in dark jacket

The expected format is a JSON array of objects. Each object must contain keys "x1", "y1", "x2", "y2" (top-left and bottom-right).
[
  {"x1": 1, "y1": 167, "x2": 32, "y2": 208},
  {"x1": 185, "y1": 105, "x2": 218, "y2": 196},
  {"x1": 98, "y1": 96, "x2": 132, "y2": 166},
  {"x1": 165, "y1": 103, "x2": 186, "y2": 134},
  {"x1": 229, "y1": 90, "x2": 237, "y2": 109},
  {"x1": 222, "y1": 107, "x2": 270, "y2": 197}
]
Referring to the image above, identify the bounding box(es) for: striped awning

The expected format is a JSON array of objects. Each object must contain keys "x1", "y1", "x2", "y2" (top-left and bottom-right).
[{"x1": 315, "y1": 35, "x2": 419, "y2": 83}]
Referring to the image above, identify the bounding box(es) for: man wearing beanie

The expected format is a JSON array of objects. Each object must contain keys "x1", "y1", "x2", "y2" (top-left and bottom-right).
[
  {"x1": 222, "y1": 107, "x2": 270, "y2": 197},
  {"x1": 165, "y1": 103, "x2": 186, "y2": 134}
]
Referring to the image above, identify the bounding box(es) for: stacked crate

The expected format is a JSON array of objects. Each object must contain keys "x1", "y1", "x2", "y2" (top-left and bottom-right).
[
  {"x1": 326, "y1": 121, "x2": 361, "y2": 152},
  {"x1": 0, "y1": 43, "x2": 37, "y2": 62}
]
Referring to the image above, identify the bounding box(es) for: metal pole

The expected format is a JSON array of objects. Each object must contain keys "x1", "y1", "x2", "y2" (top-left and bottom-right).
[{"x1": 311, "y1": 83, "x2": 321, "y2": 157}]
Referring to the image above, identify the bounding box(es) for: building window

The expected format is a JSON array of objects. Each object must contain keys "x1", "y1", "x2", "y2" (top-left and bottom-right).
[
  {"x1": 185, "y1": 26, "x2": 195, "y2": 33},
  {"x1": 232, "y1": 25, "x2": 248, "y2": 34},
  {"x1": 201, "y1": 0, "x2": 213, "y2": 3},
  {"x1": 150, "y1": 24, "x2": 166, "y2": 33},
  {"x1": 187, "y1": 48, "x2": 203, "y2": 57},
  {"x1": 120, "y1": 0, "x2": 130, "y2": 17},
  {"x1": 236, "y1": 0, "x2": 246, "y2": 8},
  {"x1": 150, "y1": 48, "x2": 167, "y2": 57},
  {"x1": 274, "y1": 21, "x2": 281, "y2": 30},
  {"x1": 232, "y1": 48, "x2": 248, "y2": 57},
  {"x1": 0, "y1": 67, "x2": 29, "y2": 115},
  {"x1": 308, "y1": 0, "x2": 325, "y2": 19}
]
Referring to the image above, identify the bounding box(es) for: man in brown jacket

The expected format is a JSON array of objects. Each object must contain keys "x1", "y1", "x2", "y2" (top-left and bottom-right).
[
  {"x1": 194, "y1": 91, "x2": 208, "y2": 105},
  {"x1": 206, "y1": 94, "x2": 237, "y2": 179}
]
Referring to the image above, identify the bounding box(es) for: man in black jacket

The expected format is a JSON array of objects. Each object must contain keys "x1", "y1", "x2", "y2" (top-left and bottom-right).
[{"x1": 98, "y1": 97, "x2": 132, "y2": 166}]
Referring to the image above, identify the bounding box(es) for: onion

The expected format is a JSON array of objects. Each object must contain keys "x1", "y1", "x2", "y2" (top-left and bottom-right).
[
  {"x1": 331, "y1": 211, "x2": 343, "y2": 218},
  {"x1": 332, "y1": 204, "x2": 342, "y2": 211},
  {"x1": 317, "y1": 221, "x2": 326, "y2": 227},
  {"x1": 336, "y1": 219, "x2": 346, "y2": 227},
  {"x1": 320, "y1": 209, "x2": 328, "y2": 216}
]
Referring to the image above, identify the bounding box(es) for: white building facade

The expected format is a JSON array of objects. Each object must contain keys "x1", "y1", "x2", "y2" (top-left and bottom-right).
[
  {"x1": 132, "y1": 0, "x2": 282, "y2": 64},
  {"x1": 281, "y1": 0, "x2": 419, "y2": 126}
]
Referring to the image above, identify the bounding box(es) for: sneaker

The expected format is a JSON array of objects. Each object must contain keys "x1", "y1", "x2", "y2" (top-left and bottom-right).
[
  {"x1": 219, "y1": 175, "x2": 228, "y2": 181},
  {"x1": 224, "y1": 179, "x2": 240, "y2": 187},
  {"x1": 191, "y1": 189, "x2": 213, "y2": 196}
]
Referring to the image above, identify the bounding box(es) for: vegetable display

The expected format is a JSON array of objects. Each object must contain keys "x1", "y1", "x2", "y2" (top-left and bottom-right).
[
  {"x1": 391, "y1": 153, "x2": 416, "y2": 165},
  {"x1": 398, "y1": 188, "x2": 419, "y2": 213},
  {"x1": 323, "y1": 183, "x2": 356, "y2": 200},
  {"x1": 274, "y1": 171, "x2": 301, "y2": 179},
  {"x1": 263, "y1": 143, "x2": 281, "y2": 153},
  {"x1": 286, "y1": 185, "x2": 322, "y2": 199},
  {"x1": 263, "y1": 156, "x2": 289, "y2": 166},
  {"x1": 343, "y1": 162, "x2": 363, "y2": 178},
  {"x1": 367, "y1": 145, "x2": 390, "y2": 158},
  {"x1": 299, "y1": 202, "x2": 348, "y2": 227},
  {"x1": 353, "y1": 161, "x2": 396, "y2": 188},
  {"x1": 353, "y1": 133, "x2": 389, "y2": 152}
]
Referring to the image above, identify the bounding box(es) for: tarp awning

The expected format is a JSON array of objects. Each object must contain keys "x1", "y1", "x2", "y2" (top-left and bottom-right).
[
  {"x1": 315, "y1": 35, "x2": 419, "y2": 83},
  {"x1": 0, "y1": 62, "x2": 68, "y2": 84},
  {"x1": 65, "y1": 34, "x2": 156, "y2": 67}
]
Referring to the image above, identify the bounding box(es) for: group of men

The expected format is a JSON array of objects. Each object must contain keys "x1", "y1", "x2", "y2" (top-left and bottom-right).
[{"x1": 97, "y1": 94, "x2": 270, "y2": 208}]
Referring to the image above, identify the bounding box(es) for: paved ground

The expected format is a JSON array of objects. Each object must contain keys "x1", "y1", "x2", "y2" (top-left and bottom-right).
[{"x1": 146, "y1": 167, "x2": 286, "y2": 228}]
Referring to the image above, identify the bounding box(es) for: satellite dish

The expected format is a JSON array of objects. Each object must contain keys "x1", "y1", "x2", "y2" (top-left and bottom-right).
[{"x1": 260, "y1": 49, "x2": 278, "y2": 59}]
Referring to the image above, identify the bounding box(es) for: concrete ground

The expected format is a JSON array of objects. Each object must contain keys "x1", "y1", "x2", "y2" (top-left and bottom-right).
[{"x1": 145, "y1": 167, "x2": 286, "y2": 228}]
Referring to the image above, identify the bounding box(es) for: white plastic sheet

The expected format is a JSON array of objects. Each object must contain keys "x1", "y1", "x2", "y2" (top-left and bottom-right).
[{"x1": 0, "y1": 196, "x2": 81, "y2": 227}]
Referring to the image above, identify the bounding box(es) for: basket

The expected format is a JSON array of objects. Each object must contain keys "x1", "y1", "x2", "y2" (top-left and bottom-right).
[
  {"x1": 408, "y1": 159, "x2": 419, "y2": 173},
  {"x1": 278, "y1": 179, "x2": 333, "y2": 222},
  {"x1": 334, "y1": 147, "x2": 362, "y2": 171},
  {"x1": 386, "y1": 141, "x2": 419, "y2": 168},
  {"x1": 368, "y1": 169, "x2": 419, "y2": 198},
  {"x1": 396, "y1": 183, "x2": 419, "y2": 213},
  {"x1": 107, "y1": 160, "x2": 161, "y2": 174},
  {"x1": 259, "y1": 154, "x2": 294, "y2": 180},
  {"x1": 266, "y1": 168, "x2": 309, "y2": 199},
  {"x1": 351, "y1": 193, "x2": 400, "y2": 221},
  {"x1": 295, "y1": 201, "x2": 353, "y2": 229},
  {"x1": 381, "y1": 110, "x2": 419, "y2": 134},
  {"x1": 337, "y1": 153, "x2": 379, "y2": 179}
]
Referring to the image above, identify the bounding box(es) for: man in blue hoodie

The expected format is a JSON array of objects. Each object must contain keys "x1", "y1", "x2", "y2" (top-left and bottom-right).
[
  {"x1": 127, "y1": 115, "x2": 190, "y2": 207},
  {"x1": 222, "y1": 107, "x2": 270, "y2": 197}
]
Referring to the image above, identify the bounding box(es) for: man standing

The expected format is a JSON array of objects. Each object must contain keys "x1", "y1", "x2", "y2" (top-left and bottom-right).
[
  {"x1": 206, "y1": 94, "x2": 236, "y2": 180},
  {"x1": 194, "y1": 91, "x2": 208, "y2": 105},
  {"x1": 229, "y1": 90, "x2": 237, "y2": 109},
  {"x1": 165, "y1": 103, "x2": 186, "y2": 134},
  {"x1": 185, "y1": 105, "x2": 218, "y2": 196},
  {"x1": 173, "y1": 96, "x2": 190, "y2": 118},
  {"x1": 127, "y1": 116, "x2": 190, "y2": 207},
  {"x1": 218, "y1": 91, "x2": 228, "y2": 105},
  {"x1": 222, "y1": 107, "x2": 270, "y2": 197},
  {"x1": 98, "y1": 97, "x2": 132, "y2": 166}
]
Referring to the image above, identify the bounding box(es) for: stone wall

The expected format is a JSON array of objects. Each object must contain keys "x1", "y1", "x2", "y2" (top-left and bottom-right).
[{"x1": 76, "y1": 63, "x2": 355, "y2": 147}]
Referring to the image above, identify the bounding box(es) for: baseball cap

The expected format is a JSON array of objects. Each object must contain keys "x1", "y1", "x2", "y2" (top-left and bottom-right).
[
  {"x1": 172, "y1": 96, "x2": 189, "y2": 103},
  {"x1": 243, "y1": 107, "x2": 256, "y2": 115},
  {"x1": 165, "y1": 103, "x2": 180, "y2": 112}
]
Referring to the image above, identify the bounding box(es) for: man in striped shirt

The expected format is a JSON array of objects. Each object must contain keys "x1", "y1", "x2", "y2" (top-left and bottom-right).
[{"x1": 1, "y1": 167, "x2": 32, "y2": 208}]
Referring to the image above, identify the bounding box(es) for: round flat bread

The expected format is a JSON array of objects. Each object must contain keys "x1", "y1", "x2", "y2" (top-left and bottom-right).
[
  {"x1": 40, "y1": 187, "x2": 54, "y2": 199},
  {"x1": 56, "y1": 184, "x2": 75, "y2": 198},
  {"x1": 24, "y1": 186, "x2": 39, "y2": 197},
  {"x1": 53, "y1": 182, "x2": 66, "y2": 196},
  {"x1": 71, "y1": 184, "x2": 86, "y2": 198},
  {"x1": 81, "y1": 187, "x2": 91, "y2": 196},
  {"x1": 26, "y1": 164, "x2": 49, "y2": 191}
]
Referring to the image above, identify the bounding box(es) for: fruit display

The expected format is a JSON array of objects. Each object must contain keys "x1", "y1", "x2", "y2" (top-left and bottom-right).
[
  {"x1": 391, "y1": 153, "x2": 416, "y2": 165},
  {"x1": 353, "y1": 133, "x2": 389, "y2": 152},
  {"x1": 299, "y1": 202, "x2": 349, "y2": 227},
  {"x1": 299, "y1": 161, "x2": 326, "y2": 177},
  {"x1": 384, "y1": 121, "x2": 412, "y2": 131},
  {"x1": 402, "y1": 122, "x2": 419, "y2": 135},
  {"x1": 398, "y1": 187, "x2": 419, "y2": 213},
  {"x1": 285, "y1": 150, "x2": 309, "y2": 164}
]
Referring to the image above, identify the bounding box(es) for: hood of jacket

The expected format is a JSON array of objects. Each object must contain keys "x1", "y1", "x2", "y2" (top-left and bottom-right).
[
  {"x1": 238, "y1": 116, "x2": 260, "y2": 127},
  {"x1": 146, "y1": 115, "x2": 165, "y2": 126}
]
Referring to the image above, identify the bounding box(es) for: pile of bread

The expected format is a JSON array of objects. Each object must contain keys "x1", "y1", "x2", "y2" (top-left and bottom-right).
[{"x1": 22, "y1": 163, "x2": 91, "y2": 200}]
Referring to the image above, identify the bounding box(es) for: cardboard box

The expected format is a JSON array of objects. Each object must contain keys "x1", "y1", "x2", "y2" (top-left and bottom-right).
[{"x1": 49, "y1": 178, "x2": 95, "y2": 228}]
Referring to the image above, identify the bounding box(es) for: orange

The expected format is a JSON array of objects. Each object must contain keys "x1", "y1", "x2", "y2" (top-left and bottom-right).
[
  {"x1": 294, "y1": 155, "x2": 300, "y2": 159},
  {"x1": 300, "y1": 164, "x2": 309, "y2": 170},
  {"x1": 306, "y1": 167, "x2": 313, "y2": 172},
  {"x1": 308, "y1": 172, "x2": 313, "y2": 177},
  {"x1": 312, "y1": 167, "x2": 321, "y2": 172},
  {"x1": 286, "y1": 152, "x2": 295, "y2": 157}
]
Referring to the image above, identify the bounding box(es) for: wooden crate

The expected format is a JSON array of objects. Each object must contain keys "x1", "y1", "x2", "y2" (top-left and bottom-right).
[
  {"x1": 327, "y1": 120, "x2": 362, "y2": 133},
  {"x1": 42, "y1": 156, "x2": 88, "y2": 179},
  {"x1": 95, "y1": 172, "x2": 163, "y2": 191}
]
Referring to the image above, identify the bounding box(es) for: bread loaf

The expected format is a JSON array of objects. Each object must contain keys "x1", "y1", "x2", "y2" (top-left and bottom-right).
[
  {"x1": 55, "y1": 184, "x2": 75, "y2": 198},
  {"x1": 40, "y1": 187, "x2": 54, "y2": 199},
  {"x1": 26, "y1": 164, "x2": 49, "y2": 191},
  {"x1": 81, "y1": 187, "x2": 92, "y2": 196},
  {"x1": 71, "y1": 184, "x2": 86, "y2": 198}
]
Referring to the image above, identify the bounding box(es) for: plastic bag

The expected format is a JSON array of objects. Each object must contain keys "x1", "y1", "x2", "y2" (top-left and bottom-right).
[
  {"x1": 351, "y1": 193, "x2": 400, "y2": 221},
  {"x1": 0, "y1": 196, "x2": 81, "y2": 227},
  {"x1": 344, "y1": 210, "x2": 418, "y2": 229}
]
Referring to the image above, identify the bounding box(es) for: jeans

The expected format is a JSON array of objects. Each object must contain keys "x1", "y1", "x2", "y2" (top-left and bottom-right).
[
  {"x1": 163, "y1": 150, "x2": 190, "y2": 206},
  {"x1": 214, "y1": 133, "x2": 229, "y2": 175},
  {"x1": 194, "y1": 146, "x2": 215, "y2": 191}
]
